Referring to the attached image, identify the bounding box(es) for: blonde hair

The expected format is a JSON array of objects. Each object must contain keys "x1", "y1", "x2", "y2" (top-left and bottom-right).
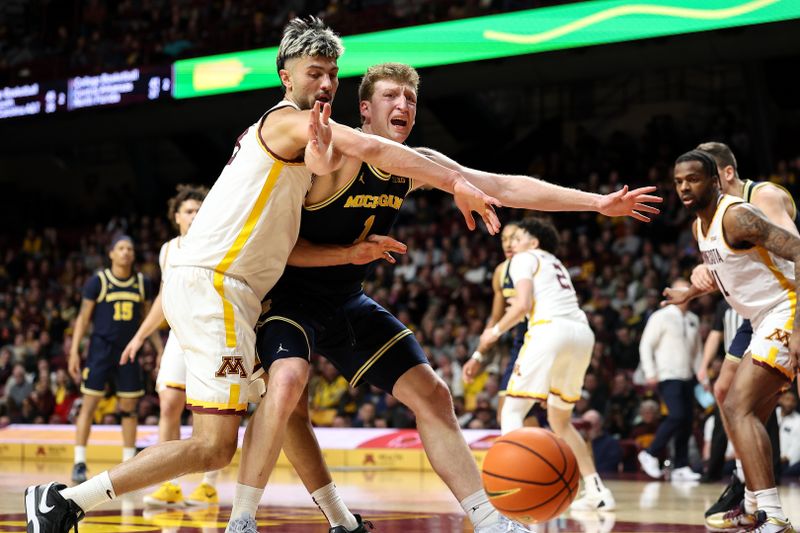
[
  {"x1": 358, "y1": 63, "x2": 420, "y2": 122},
  {"x1": 276, "y1": 16, "x2": 344, "y2": 74}
]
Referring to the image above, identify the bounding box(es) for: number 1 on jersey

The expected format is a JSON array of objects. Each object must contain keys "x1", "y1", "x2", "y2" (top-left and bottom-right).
[{"x1": 354, "y1": 215, "x2": 376, "y2": 243}]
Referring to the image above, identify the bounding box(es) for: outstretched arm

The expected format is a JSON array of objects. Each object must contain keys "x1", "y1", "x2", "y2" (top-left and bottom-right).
[
  {"x1": 287, "y1": 235, "x2": 407, "y2": 267},
  {"x1": 306, "y1": 103, "x2": 501, "y2": 234},
  {"x1": 415, "y1": 147, "x2": 662, "y2": 222},
  {"x1": 724, "y1": 203, "x2": 800, "y2": 372}
]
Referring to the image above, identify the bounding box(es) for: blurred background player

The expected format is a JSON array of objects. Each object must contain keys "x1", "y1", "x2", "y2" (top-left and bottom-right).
[
  {"x1": 479, "y1": 217, "x2": 616, "y2": 511},
  {"x1": 68, "y1": 235, "x2": 155, "y2": 483},
  {"x1": 637, "y1": 278, "x2": 702, "y2": 482},
  {"x1": 462, "y1": 221, "x2": 528, "y2": 424},
  {"x1": 119, "y1": 184, "x2": 220, "y2": 508}
]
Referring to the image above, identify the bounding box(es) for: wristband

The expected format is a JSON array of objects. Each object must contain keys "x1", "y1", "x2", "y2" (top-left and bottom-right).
[
  {"x1": 470, "y1": 351, "x2": 484, "y2": 363},
  {"x1": 491, "y1": 325, "x2": 501, "y2": 337}
]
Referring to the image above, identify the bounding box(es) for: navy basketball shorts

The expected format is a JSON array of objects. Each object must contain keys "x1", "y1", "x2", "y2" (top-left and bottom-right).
[
  {"x1": 725, "y1": 319, "x2": 753, "y2": 363},
  {"x1": 499, "y1": 323, "x2": 527, "y2": 394},
  {"x1": 257, "y1": 292, "x2": 427, "y2": 393},
  {"x1": 81, "y1": 336, "x2": 144, "y2": 398}
]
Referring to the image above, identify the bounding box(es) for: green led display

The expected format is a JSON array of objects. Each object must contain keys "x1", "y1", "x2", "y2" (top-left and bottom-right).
[{"x1": 173, "y1": 0, "x2": 799, "y2": 99}]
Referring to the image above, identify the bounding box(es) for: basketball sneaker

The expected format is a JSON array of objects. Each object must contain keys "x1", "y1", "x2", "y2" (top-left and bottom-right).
[
  {"x1": 476, "y1": 515, "x2": 536, "y2": 532},
  {"x1": 570, "y1": 487, "x2": 616, "y2": 511},
  {"x1": 71, "y1": 462, "x2": 87, "y2": 484},
  {"x1": 25, "y1": 482, "x2": 85, "y2": 533},
  {"x1": 144, "y1": 481, "x2": 184, "y2": 507},
  {"x1": 186, "y1": 482, "x2": 218, "y2": 506},
  {"x1": 329, "y1": 514, "x2": 374, "y2": 532},
  {"x1": 705, "y1": 501, "x2": 757, "y2": 531},
  {"x1": 705, "y1": 474, "x2": 745, "y2": 517},
  {"x1": 748, "y1": 511, "x2": 797, "y2": 533},
  {"x1": 226, "y1": 513, "x2": 257, "y2": 533},
  {"x1": 637, "y1": 451, "x2": 662, "y2": 479},
  {"x1": 671, "y1": 466, "x2": 701, "y2": 482}
]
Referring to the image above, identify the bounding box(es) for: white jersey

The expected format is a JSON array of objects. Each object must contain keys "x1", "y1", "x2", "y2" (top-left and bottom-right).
[
  {"x1": 169, "y1": 100, "x2": 313, "y2": 299},
  {"x1": 158, "y1": 236, "x2": 181, "y2": 278},
  {"x1": 508, "y1": 248, "x2": 587, "y2": 325},
  {"x1": 697, "y1": 194, "x2": 796, "y2": 327}
]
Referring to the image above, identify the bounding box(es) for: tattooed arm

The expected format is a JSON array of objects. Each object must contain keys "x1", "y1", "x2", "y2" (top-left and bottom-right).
[{"x1": 723, "y1": 203, "x2": 800, "y2": 372}]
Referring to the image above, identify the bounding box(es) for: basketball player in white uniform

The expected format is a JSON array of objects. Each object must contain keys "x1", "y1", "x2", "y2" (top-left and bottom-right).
[
  {"x1": 25, "y1": 17, "x2": 502, "y2": 533},
  {"x1": 479, "y1": 218, "x2": 615, "y2": 512},
  {"x1": 117, "y1": 184, "x2": 225, "y2": 509},
  {"x1": 667, "y1": 149, "x2": 799, "y2": 532}
]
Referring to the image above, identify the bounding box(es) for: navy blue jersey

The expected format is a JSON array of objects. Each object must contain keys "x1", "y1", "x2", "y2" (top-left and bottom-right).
[
  {"x1": 744, "y1": 179, "x2": 800, "y2": 229},
  {"x1": 82, "y1": 269, "x2": 151, "y2": 346},
  {"x1": 274, "y1": 162, "x2": 413, "y2": 297}
]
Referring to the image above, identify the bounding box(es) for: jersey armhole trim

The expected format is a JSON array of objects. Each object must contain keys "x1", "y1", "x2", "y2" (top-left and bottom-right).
[
  {"x1": 304, "y1": 170, "x2": 360, "y2": 211},
  {"x1": 256, "y1": 109, "x2": 306, "y2": 167},
  {"x1": 97, "y1": 271, "x2": 108, "y2": 302}
]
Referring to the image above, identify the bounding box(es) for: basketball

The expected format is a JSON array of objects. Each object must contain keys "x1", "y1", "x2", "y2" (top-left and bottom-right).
[{"x1": 481, "y1": 428, "x2": 580, "y2": 523}]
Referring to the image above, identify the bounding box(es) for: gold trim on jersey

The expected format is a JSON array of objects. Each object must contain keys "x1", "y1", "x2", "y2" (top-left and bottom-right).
[
  {"x1": 550, "y1": 387, "x2": 580, "y2": 403},
  {"x1": 698, "y1": 195, "x2": 741, "y2": 240},
  {"x1": 504, "y1": 390, "x2": 548, "y2": 401},
  {"x1": 117, "y1": 390, "x2": 145, "y2": 399},
  {"x1": 186, "y1": 388, "x2": 247, "y2": 413},
  {"x1": 97, "y1": 270, "x2": 109, "y2": 303},
  {"x1": 725, "y1": 353, "x2": 743, "y2": 363},
  {"x1": 751, "y1": 348, "x2": 794, "y2": 381},
  {"x1": 263, "y1": 316, "x2": 311, "y2": 358},
  {"x1": 755, "y1": 247, "x2": 797, "y2": 330},
  {"x1": 80, "y1": 385, "x2": 106, "y2": 397},
  {"x1": 162, "y1": 382, "x2": 186, "y2": 390},
  {"x1": 304, "y1": 171, "x2": 360, "y2": 211},
  {"x1": 213, "y1": 161, "x2": 285, "y2": 347},
  {"x1": 137, "y1": 273, "x2": 146, "y2": 302},
  {"x1": 104, "y1": 269, "x2": 136, "y2": 287},
  {"x1": 367, "y1": 163, "x2": 391, "y2": 181},
  {"x1": 746, "y1": 180, "x2": 798, "y2": 220},
  {"x1": 349, "y1": 329, "x2": 413, "y2": 387},
  {"x1": 720, "y1": 202, "x2": 755, "y2": 254}
]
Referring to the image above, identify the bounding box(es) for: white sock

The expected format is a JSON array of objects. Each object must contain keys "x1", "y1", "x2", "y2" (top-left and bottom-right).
[
  {"x1": 744, "y1": 488, "x2": 757, "y2": 515},
  {"x1": 754, "y1": 487, "x2": 787, "y2": 521},
  {"x1": 311, "y1": 482, "x2": 358, "y2": 530},
  {"x1": 74, "y1": 446, "x2": 86, "y2": 464},
  {"x1": 59, "y1": 471, "x2": 116, "y2": 513},
  {"x1": 461, "y1": 489, "x2": 500, "y2": 528},
  {"x1": 735, "y1": 459, "x2": 746, "y2": 483},
  {"x1": 122, "y1": 447, "x2": 136, "y2": 462},
  {"x1": 584, "y1": 473, "x2": 606, "y2": 496},
  {"x1": 202, "y1": 470, "x2": 220, "y2": 487},
  {"x1": 230, "y1": 483, "x2": 263, "y2": 522}
]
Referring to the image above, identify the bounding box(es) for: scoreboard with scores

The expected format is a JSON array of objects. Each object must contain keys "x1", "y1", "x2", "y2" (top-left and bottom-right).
[{"x1": 0, "y1": 66, "x2": 172, "y2": 120}]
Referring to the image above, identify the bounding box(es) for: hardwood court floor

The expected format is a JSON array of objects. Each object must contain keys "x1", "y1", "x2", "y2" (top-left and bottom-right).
[{"x1": 3, "y1": 461, "x2": 799, "y2": 532}]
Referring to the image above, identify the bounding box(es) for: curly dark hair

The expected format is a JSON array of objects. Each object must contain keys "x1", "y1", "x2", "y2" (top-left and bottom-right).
[
  {"x1": 516, "y1": 217, "x2": 559, "y2": 254},
  {"x1": 167, "y1": 184, "x2": 208, "y2": 231}
]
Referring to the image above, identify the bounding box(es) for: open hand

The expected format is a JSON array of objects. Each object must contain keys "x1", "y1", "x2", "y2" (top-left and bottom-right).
[
  {"x1": 598, "y1": 185, "x2": 662, "y2": 222},
  {"x1": 120, "y1": 336, "x2": 143, "y2": 365},
  {"x1": 349, "y1": 235, "x2": 407, "y2": 265},
  {"x1": 453, "y1": 179, "x2": 502, "y2": 235}
]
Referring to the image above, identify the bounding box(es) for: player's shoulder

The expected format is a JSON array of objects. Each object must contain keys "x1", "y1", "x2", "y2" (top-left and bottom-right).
[{"x1": 750, "y1": 181, "x2": 793, "y2": 208}]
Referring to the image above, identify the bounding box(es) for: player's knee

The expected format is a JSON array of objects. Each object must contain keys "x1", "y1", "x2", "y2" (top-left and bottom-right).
[
  {"x1": 160, "y1": 397, "x2": 183, "y2": 421},
  {"x1": 713, "y1": 380, "x2": 729, "y2": 404},
  {"x1": 192, "y1": 436, "x2": 237, "y2": 471}
]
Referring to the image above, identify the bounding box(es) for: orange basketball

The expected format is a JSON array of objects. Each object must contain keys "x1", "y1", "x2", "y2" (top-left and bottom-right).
[{"x1": 481, "y1": 427, "x2": 579, "y2": 523}]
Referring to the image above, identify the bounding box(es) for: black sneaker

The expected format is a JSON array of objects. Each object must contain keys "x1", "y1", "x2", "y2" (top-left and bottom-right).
[
  {"x1": 25, "y1": 482, "x2": 85, "y2": 533},
  {"x1": 329, "y1": 514, "x2": 374, "y2": 532},
  {"x1": 704, "y1": 474, "x2": 745, "y2": 517},
  {"x1": 71, "y1": 463, "x2": 87, "y2": 484}
]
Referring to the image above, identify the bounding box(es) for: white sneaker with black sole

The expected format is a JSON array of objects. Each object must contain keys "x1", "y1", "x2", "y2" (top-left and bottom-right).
[{"x1": 571, "y1": 487, "x2": 616, "y2": 511}]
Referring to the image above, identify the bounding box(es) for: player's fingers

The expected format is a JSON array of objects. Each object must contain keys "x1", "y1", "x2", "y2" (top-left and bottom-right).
[
  {"x1": 630, "y1": 210, "x2": 651, "y2": 223},
  {"x1": 321, "y1": 102, "x2": 332, "y2": 124},
  {"x1": 633, "y1": 193, "x2": 664, "y2": 204},
  {"x1": 382, "y1": 252, "x2": 396, "y2": 264},
  {"x1": 484, "y1": 205, "x2": 501, "y2": 235},
  {"x1": 634, "y1": 203, "x2": 661, "y2": 214},
  {"x1": 459, "y1": 205, "x2": 477, "y2": 231},
  {"x1": 628, "y1": 185, "x2": 657, "y2": 195}
]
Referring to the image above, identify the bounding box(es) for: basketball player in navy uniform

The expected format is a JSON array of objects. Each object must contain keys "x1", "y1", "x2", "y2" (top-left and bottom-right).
[
  {"x1": 67, "y1": 235, "x2": 154, "y2": 484},
  {"x1": 685, "y1": 143, "x2": 795, "y2": 523},
  {"x1": 462, "y1": 221, "x2": 529, "y2": 423},
  {"x1": 232, "y1": 63, "x2": 661, "y2": 533}
]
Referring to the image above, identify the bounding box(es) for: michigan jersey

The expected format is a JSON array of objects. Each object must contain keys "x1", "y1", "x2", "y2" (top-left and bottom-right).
[
  {"x1": 697, "y1": 194, "x2": 796, "y2": 327},
  {"x1": 508, "y1": 249, "x2": 587, "y2": 325},
  {"x1": 501, "y1": 259, "x2": 515, "y2": 299},
  {"x1": 82, "y1": 269, "x2": 151, "y2": 345},
  {"x1": 744, "y1": 179, "x2": 800, "y2": 230},
  {"x1": 169, "y1": 100, "x2": 313, "y2": 299},
  {"x1": 273, "y1": 162, "x2": 413, "y2": 297}
]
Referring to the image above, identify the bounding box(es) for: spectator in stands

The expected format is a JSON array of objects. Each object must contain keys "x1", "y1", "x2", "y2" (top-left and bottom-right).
[
  {"x1": 309, "y1": 359, "x2": 350, "y2": 427},
  {"x1": 581, "y1": 410, "x2": 622, "y2": 474},
  {"x1": 777, "y1": 390, "x2": 800, "y2": 477},
  {"x1": 4, "y1": 363, "x2": 32, "y2": 418},
  {"x1": 630, "y1": 399, "x2": 661, "y2": 453}
]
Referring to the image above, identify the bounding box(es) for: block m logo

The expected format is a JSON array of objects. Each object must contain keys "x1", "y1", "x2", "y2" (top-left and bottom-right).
[
  {"x1": 765, "y1": 328, "x2": 791, "y2": 348},
  {"x1": 215, "y1": 356, "x2": 248, "y2": 378}
]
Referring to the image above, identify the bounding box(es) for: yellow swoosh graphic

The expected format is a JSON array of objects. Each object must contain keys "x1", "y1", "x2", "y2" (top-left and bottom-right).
[
  {"x1": 487, "y1": 488, "x2": 522, "y2": 499},
  {"x1": 484, "y1": 0, "x2": 780, "y2": 45}
]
